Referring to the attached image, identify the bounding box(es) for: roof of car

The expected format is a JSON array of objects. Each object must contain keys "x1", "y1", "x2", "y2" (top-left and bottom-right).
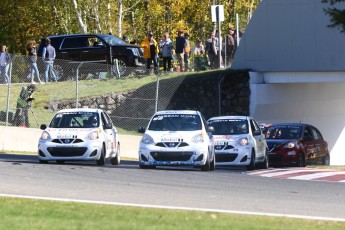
[
  {"x1": 154, "y1": 110, "x2": 200, "y2": 115},
  {"x1": 56, "y1": 108, "x2": 102, "y2": 113},
  {"x1": 207, "y1": 116, "x2": 251, "y2": 121},
  {"x1": 45, "y1": 34, "x2": 114, "y2": 39}
]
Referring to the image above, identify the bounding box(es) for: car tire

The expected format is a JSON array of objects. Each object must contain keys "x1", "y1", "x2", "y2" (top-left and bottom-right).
[
  {"x1": 97, "y1": 146, "x2": 105, "y2": 166},
  {"x1": 110, "y1": 144, "x2": 121, "y2": 165},
  {"x1": 210, "y1": 152, "x2": 215, "y2": 171},
  {"x1": 39, "y1": 160, "x2": 48, "y2": 164},
  {"x1": 246, "y1": 150, "x2": 256, "y2": 170},
  {"x1": 323, "y1": 154, "x2": 330, "y2": 166},
  {"x1": 296, "y1": 152, "x2": 306, "y2": 167},
  {"x1": 257, "y1": 151, "x2": 269, "y2": 169},
  {"x1": 112, "y1": 58, "x2": 128, "y2": 78},
  {"x1": 201, "y1": 152, "x2": 211, "y2": 171}
]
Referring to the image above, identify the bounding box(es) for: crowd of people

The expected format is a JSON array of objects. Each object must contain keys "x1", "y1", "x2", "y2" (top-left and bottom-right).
[{"x1": 126, "y1": 27, "x2": 243, "y2": 73}]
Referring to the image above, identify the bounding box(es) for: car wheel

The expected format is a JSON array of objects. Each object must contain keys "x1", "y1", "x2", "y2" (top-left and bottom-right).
[
  {"x1": 246, "y1": 150, "x2": 256, "y2": 170},
  {"x1": 296, "y1": 152, "x2": 306, "y2": 167},
  {"x1": 201, "y1": 152, "x2": 211, "y2": 171},
  {"x1": 53, "y1": 63, "x2": 64, "y2": 81},
  {"x1": 110, "y1": 144, "x2": 121, "y2": 165},
  {"x1": 257, "y1": 151, "x2": 269, "y2": 169},
  {"x1": 97, "y1": 146, "x2": 105, "y2": 166},
  {"x1": 39, "y1": 160, "x2": 48, "y2": 164},
  {"x1": 210, "y1": 152, "x2": 215, "y2": 171},
  {"x1": 112, "y1": 59, "x2": 128, "y2": 78},
  {"x1": 56, "y1": 160, "x2": 65, "y2": 164},
  {"x1": 323, "y1": 154, "x2": 330, "y2": 166}
]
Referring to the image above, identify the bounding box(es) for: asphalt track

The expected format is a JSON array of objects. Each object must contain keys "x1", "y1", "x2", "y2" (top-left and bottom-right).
[{"x1": 1, "y1": 153, "x2": 345, "y2": 221}]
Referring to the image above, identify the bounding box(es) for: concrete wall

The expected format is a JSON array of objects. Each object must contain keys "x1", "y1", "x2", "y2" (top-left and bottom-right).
[{"x1": 250, "y1": 73, "x2": 345, "y2": 165}]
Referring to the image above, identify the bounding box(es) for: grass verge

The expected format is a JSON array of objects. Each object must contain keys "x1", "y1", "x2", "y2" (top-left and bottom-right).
[{"x1": 1, "y1": 197, "x2": 345, "y2": 230}]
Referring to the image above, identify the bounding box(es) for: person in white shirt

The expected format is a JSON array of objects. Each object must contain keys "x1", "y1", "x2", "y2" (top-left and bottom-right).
[{"x1": 0, "y1": 45, "x2": 11, "y2": 84}]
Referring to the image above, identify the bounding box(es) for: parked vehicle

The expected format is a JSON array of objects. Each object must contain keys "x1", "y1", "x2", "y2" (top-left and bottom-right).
[
  {"x1": 207, "y1": 116, "x2": 269, "y2": 170},
  {"x1": 138, "y1": 110, "x2": 215, "y2": 171},
  {"x1": 37, "y1": 34, "x2": 145, "y2": 80},
  {"x1": 38, "y1": 108, "x2": 120, "y2": 165},
  {"x1": 265, "y1": 123, "x2": 330, "y2": 166}
]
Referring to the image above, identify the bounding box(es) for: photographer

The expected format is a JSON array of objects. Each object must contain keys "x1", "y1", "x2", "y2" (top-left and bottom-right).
[{"x1": 13, "y1": 84, "x2": 36, "y2": 127}]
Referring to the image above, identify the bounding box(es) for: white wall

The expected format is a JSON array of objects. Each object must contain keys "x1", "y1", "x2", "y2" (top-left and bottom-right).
[{"x1": 250, "y1": 73, "x2": 345, "y2": 165}]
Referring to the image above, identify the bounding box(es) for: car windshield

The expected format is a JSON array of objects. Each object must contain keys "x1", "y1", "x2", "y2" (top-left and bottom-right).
[
  {"x1": 148, "y1": 114, "x2": 202, "y2": 131},
  {"x1": 208, "y1": 119, "x2": 249, "y2": 135},
  {"x1": 98, "y1": 34, "x2": 126, "y2": 45},
  {"x1": 266, "y1": 125, "x2": 302, "y2": 139},
  {"x1": 49, "y1": 112, "x2": 99, "y2": 128}
]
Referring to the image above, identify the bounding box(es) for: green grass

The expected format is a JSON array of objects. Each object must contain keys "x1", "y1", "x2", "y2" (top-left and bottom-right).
[{"x1": 1, "y1": 197, "x2": 344, "y2": 230}]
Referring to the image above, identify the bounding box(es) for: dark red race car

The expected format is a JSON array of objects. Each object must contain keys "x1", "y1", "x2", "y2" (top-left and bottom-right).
[{"x1": 265, "y1": 123, "x2": 330, "y2": 167}]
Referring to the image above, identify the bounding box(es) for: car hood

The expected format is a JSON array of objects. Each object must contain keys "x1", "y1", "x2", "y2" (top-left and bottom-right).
[
  {"x1": 146, "y1": 130, "x2": 207, "y2": 143},
  {"x1": 45, "y1": 128, "x2": 99, "y2": 139}
]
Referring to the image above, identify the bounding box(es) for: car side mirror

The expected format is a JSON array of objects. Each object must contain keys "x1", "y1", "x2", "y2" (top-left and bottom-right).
[
  {"x1": 138, "y1": 127, "x2": 146, "y2": 133},
  {"x1": 104, "y1": 123, "x2": 112, "y2": 129},
  {"x1": 207, "y1": 126, "x2": 215, "y2": 133},
  {"x1": 40, "y1": 124, "x2": 47, "y2": 130}
]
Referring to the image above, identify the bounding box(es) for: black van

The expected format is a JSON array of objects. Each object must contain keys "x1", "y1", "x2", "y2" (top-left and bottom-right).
[{"x1": 38, "y1": 34, "x2": 145, "y2": 80}]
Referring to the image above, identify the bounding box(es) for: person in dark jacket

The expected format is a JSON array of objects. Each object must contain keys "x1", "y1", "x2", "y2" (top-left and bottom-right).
[{"x1": 175, "y1": 30, "x2": 186, "y2": 71}]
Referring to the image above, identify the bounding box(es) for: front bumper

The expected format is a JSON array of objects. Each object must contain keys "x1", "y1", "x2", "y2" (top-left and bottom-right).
[
  {"x1": 139, "y1": 143, "x2": 209, "y2": 166},
  {"x1": 268, "y1": 149, "x2": 298, "y2": 165},
  {"x1": 38, "y1": 138, "x2": 103, "y2": 161},
  {"x1": 214, "y1": 145, "x2": 252, "y2": 166}
]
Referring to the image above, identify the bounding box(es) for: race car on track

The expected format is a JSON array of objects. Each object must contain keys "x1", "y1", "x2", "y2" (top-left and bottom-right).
[
  {"x1": 38, "y1": 108, "x2": 120, "y2": 166},
  {"x1": 138, "y1": 110, "x2": 215, "y2": 171},
  {"x1": 207, "y1": 116, "x2": 269, "y2": 170},
  {"x1": 265, "y1": 123, "x2": 330, "y2": 166}
]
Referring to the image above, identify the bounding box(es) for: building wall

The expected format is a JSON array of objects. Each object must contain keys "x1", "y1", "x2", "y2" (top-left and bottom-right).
[{"x1": 250, "y1": 72, "x2": 345, "y2": 165}]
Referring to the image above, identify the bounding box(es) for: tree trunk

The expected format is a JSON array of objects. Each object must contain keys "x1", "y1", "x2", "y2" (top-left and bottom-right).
[{"x1": 72, "y1": 0, "x2": 88, "y2": 33}]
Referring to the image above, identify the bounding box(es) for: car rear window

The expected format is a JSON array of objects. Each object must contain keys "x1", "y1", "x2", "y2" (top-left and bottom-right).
[{"x1": 148, "y1": 114, "x2": 202, "y2": 131}]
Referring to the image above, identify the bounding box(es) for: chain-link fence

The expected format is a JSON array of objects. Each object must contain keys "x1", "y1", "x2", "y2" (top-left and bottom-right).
[{"x1": 0, "y1": 54, "x2": 225, "y2": 134}]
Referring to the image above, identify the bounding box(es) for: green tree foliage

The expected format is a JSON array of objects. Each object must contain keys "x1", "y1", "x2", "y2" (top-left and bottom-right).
[
  {"x1": 322, "y1": 0, "x2": 345, "y2": 33},
  {"x1": 0, "y1": 0, "x2": 260, "y2": 54}
]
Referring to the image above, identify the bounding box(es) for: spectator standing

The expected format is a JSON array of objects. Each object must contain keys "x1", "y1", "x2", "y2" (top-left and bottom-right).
[
  {"x1": 140, "y1": 31, "x2": 159, "y2": 74},
  {"x1": 225, "y1": 27, "x2": 235, "y2": 67},
  {"x1": 183, "y1": 33, "x2": 191, "y2": 71},
  {"x1": 42, "y1": 38, "x2": 57, "y2": 83},
  {"x1": 205, "y1": 31, "x2": 218, "y2": 69},
  {"x1": 193, "y1": 39, "x2": 205, "y2": 56},
  {"x1": 27, "y1": 41, "x2": 44, "y2": 84},
  {"x1": 160, "y1": 32, "x2": 174, "y2": 72},
  {"x1": 0, "y1": 45, "x2": 11, "y2": 84},
  {"x1": 12, "y1": 84, "x2": 36, "y2": 127},
  {"x1": 175, "y1": 30, "x2": 186, "y2": 72}
]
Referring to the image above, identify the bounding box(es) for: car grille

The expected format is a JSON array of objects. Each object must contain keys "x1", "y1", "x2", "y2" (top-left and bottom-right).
[
  {"x1": 150, "y1": 151, "x2": 194, "y2": 161},
  {"x1": 47, "y1": 147, "x2": 88, "y2": 157},
  {"x1": 52, "y1": 139, "x2": 84, "y2": 144},
  {"x1": 155, "y1": 142, "x2": 189, "y2": 148},
  {"x1": 215, "y1": 153, "x2": 238, "y2": 162},
  {"x1": 215, "y1": 144, "x2": 234, "y2": 151}
]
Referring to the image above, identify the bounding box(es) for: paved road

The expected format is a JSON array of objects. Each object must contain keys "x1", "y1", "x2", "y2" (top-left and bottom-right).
[{"x1": 1, "y1": 154, "x2": 345, "y2": 220}]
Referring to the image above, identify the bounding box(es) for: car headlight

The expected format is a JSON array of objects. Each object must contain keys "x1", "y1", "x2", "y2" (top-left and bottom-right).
[
  {"x1": 192, "y1": 133, "x2": 205, "y2": 143},
  {"x1": 85, "y1": 130, "x2": 99, "y2": 140},
  {"x1": 126, "y1": 47, "x2": 140, "y2": 56},
  {"x1": 237, "y1": 137, "x2": 249, "y2": 146},
  {"x1": 141, "y1": 134, "x2": 154, "y2": 144},
  {"x1": 40, "y1": 131, "x2": 51, "y2": 140},
  {"x1": 283, "y1": 142, "x2": 295, "y2": 149}
]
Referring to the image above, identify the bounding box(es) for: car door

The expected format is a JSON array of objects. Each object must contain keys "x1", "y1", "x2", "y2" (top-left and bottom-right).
[
  {"x1": 250, "y1": 119, "x2": 265, "y2": 160},
  {"x1": 310, "y1": 126, "x2": 328, "y2": 163},
  {"x1": 303, "y1": 126, "x2": 316, "y2": 164},
  {"x1": 80, "y1": 35, "x2": 108, "y2": 63},
  {"x1": 101, "y1": 112, "x2": 116, "y2": 157}
]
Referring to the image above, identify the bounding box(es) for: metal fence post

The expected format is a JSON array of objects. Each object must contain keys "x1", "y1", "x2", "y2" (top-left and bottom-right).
[
  {"x1": 155, "y1": 73, "x2": 160, "y2": 113},
  {"x1": 218, "y1": 76, "x2": 224, "y2": 116},
  {"x1": 76, "y1": 62, "x2": 84, "y2": 108},
  {"x1": 5, "y1": 61, "x2": 13, "y2": 126}
]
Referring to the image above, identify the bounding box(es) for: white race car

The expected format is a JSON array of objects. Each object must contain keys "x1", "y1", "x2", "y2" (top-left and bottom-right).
[
  {"x1": 207, "y1": 116, "x2": 268, "y2": 170},
  {"x1": 38, "y1": 108, "x2": 120, "y2": 166},
  {"x1": 138, "y1": 110, "x2": 215, "y2": 171}
]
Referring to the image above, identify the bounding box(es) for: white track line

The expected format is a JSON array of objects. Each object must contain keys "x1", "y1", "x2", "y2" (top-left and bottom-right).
[
  {"x1": 259, "y1": 169, "x2": 315, "y2": 177},
  {"x1": 289, "y1": 172, "x2": 345, "y2": 180},
  {"x1": 0, "y1": 193, "x2": 344, "y2": 222}
]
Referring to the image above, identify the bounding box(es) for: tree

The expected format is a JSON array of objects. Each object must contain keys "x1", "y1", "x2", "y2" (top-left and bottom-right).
[{"x1": 322, "y1": 0, "x2": 345, "y2": 33}]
